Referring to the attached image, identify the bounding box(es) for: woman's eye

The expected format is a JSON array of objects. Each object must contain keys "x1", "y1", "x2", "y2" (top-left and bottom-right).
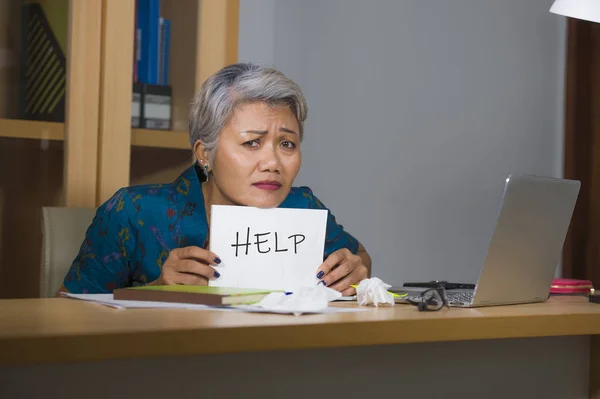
[
  {"x1": 281, "y1": 140, "x2": 296, "y2": 149},
  {"x1": 243, "y1": 139, "x2": 260, "y2": 148}
]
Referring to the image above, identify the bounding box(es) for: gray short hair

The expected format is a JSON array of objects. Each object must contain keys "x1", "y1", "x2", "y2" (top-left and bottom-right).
[{"x1": 189, "y1": 62, "x2": 308, "y2": 166}]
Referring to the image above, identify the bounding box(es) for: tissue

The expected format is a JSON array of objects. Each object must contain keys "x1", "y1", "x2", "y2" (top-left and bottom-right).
[
  {"x1": 356, "y1": 277, "x2": 395, "y2": 307},
  {"x1": 254, "y1": 285, "x2": 342, "y2": 315}
]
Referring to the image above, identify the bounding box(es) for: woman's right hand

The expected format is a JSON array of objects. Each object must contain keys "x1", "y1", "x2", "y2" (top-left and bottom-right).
[{"x1": 147, "y1": 246, "x2": 221, "y2": 286}]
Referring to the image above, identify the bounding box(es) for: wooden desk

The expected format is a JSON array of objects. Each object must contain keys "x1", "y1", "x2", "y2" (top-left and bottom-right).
[{"x1": 1, "y1": 296, "x2": 599, "y2": 398}]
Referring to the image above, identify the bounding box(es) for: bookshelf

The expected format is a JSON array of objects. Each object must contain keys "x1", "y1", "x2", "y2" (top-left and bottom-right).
[
  {"x1": 0, "y1": 0, "x2": 239, "y2": 299},
  {"x1": 0, "y1": 0, "x2": 102, "y2": 299},
  {"x1": 98, "y1": 0, "x2": 239, "y2": 202}
]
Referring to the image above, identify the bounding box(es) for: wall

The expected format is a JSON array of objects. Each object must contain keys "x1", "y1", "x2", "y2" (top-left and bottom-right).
[{"x1": 239, "y1": 0, "x2": 567, "y2": 285}]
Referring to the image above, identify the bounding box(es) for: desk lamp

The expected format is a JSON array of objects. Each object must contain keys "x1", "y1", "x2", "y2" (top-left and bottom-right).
[{"x1": 550, "y1": 0, "x2": 600, "y2": 23}]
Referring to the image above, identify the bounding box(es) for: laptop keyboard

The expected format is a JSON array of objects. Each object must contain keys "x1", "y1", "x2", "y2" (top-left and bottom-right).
[
  {"x1": 399, "y1": 290, "x2": 474, "y2": 305},
  {"x1": 447, "y1": 291, "x2": 473, "y2": 304}
]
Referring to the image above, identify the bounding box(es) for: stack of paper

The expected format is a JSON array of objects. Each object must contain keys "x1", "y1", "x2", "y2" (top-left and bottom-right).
[{"x1": 60, "y1": 293, "x2": 365, "y2": 315}]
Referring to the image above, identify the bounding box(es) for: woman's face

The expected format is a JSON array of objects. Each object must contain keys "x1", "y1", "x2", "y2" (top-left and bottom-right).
[{"x1": 200, "y1": 101, "x2": 302, "y2": 208}]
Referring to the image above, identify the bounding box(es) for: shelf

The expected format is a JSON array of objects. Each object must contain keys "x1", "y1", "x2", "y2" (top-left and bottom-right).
[
  {"x1": 131, "y1": 128, "x2": 190, "y2": 150},
  {"x1": 0, "y1": 119, "x2": 64, "y2": 141},
  {"x1": 0, "y1": 120, "x2": 191, "y2": 150},
  {"x1": 0, "y1": 118, "x2": 190, "y2": 150}
]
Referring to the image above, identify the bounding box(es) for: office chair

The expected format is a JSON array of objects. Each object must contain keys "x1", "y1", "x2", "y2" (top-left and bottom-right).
[{"x1": 40, "y1": 207, "x2": 96, "y2": 297}]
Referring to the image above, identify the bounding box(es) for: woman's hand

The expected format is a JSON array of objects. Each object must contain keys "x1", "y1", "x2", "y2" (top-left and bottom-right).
[
  {"x1": 147, "y1": 246, "x2": 221, "y2": 286},
  {"x1": 315, "y1": 247, "x2": 370, "y2": 296}
]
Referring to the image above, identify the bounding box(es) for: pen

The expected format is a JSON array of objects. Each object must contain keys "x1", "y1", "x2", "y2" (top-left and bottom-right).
[
  {"x1": 350, "y1": 285, "x2": 408, "y2": 298},
  {"x1": 403, "y1": 281, "x2": 475, "y2": 290}
]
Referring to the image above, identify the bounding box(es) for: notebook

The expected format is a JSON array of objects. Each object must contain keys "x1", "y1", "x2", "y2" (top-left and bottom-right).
[
  {"x1": 550, "y1": 278, "x2": 593, "y2": 295},
  {"x1": 113, "y1": 285, "x2": 276, "y2": 306}
]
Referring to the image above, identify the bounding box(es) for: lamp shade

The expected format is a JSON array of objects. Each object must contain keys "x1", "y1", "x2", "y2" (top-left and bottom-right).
[{"x1": 550, "y1": 0, "x2": 600, "y2": 24}]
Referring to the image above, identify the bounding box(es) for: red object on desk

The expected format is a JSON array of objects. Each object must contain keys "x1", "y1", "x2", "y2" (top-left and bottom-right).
[{"x1": 550, "y1": 278, "x2": 594, "y2": 294}]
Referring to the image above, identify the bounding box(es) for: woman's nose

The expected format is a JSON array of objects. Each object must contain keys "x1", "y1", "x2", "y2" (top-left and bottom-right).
[{"x1": 257, "y1": 147, "x2": 281, "y2": 173}]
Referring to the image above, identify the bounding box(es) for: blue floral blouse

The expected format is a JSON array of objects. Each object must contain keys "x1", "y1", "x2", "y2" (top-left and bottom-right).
[{"x1": 63, "y1": 165, "x2": 359, "y2": 293}]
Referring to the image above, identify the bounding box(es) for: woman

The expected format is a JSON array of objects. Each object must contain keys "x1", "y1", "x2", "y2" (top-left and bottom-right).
[{"x1": 58, "y1": 62, "x2": 371, "y2": 296}]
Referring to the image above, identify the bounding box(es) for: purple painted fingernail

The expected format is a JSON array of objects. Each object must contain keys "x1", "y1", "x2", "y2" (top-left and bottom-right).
[
  {"x1": 214, "y1": 270, "x2": 221, "y2": 278},
  {"x1": 318, "y1": 280, "x2": 326, "y2": 286},
  {"x1": 316, "y1": 271, "x2": 324, "y2": 279},
  {"x1": 214, "y1": 258, "x2": 221, "y2": 264}
]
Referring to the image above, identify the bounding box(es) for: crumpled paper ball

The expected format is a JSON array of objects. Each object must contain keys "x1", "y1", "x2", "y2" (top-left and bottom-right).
[
  {"x1": 254, "y1": 285, "x2": 342, "y2": 316},
  {"x1": 356, "y1": 277, "x2": 395, "y2": 307}
]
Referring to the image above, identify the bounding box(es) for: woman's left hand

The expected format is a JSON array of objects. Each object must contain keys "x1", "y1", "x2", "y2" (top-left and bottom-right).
[{"x1": 315, "y1": 248, "x2": 369, "y2": 296}]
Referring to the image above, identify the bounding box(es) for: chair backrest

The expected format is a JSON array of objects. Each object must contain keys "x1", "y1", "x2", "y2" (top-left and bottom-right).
[{"x1": 41, "y1": 207, "x2": 96, "y2": 297}]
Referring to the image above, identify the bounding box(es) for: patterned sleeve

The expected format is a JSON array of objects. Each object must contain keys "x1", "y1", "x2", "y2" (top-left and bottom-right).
[
  {"x1": 301, "y1": 187, "x2": 360, "y2": 258},
  {"x1": 63, "y1": 188, "x2": 137, "y2": 293}
]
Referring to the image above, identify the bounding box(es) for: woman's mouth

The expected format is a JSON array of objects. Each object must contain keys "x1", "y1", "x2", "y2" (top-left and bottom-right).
[{"x1": 253, "y1": 181, "x2": 282, "y2": 191}]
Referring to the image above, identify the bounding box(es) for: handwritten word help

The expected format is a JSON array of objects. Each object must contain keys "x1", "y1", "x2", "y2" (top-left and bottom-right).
[{"x1": 231, "y1": 228, "x2": 306, "y2": 256}]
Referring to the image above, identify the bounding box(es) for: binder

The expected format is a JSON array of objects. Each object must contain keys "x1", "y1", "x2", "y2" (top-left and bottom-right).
[
  {"x1": 133, "y1": 0, "x2": 139, "y2": 82},
  {"x1": 131, "y1": 82, "x2": 143, "y2": 128},
  {"x1": 136, "y1": 0, "x2": 160, "y2": 84},
  {"x1": 158, "y1": 18, "x2": 171, "y2": 85},
  {"x1": 142, "y1": 84, "x2": 172, "y2": 130}
]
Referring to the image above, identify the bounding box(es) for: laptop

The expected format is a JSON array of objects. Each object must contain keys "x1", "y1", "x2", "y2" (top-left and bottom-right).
[{"x1": 394, "y1": 174, "x2": 581, "y2": 308}]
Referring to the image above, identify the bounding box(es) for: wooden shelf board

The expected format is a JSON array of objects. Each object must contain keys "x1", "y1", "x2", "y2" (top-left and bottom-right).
[
  {"x1": 0, "y1": 121, "x2": 192, "y2": 150},
  {"x1": 0, "y1": 119, "x2": 64, "y2": 141},
  {"x1": 131, "y1": 129, "x2": 190, "y2": 150}
]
